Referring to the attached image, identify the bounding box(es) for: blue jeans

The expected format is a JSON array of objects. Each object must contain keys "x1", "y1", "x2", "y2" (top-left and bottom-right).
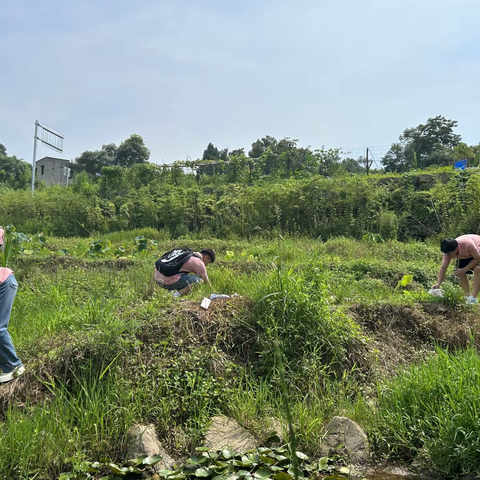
[
  {"x1": 157, "y1": 273, "x2": 202, "y2": 291},
  {"x1": 0, "y1": 274, "x2": 22, "y2": 373}
]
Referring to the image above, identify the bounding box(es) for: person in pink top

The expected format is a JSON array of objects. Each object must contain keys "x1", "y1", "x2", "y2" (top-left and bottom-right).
[
  {"x1": 432, "y1": 234, "x2": 480, "y2": 305},
  {"x1": 0, "y1": 267, "x2": 25, "y2": 382},
  {"x1": 154, "y1": 248, "x2": 215, "y2": 296}
]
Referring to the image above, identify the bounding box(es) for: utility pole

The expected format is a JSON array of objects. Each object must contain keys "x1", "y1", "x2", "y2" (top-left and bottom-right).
[
  {"x1": 365, "y1": 148, "x2": 370, "y2": 175},
  {"x1": 30, "y1": 121, "x2": 64, "y2": 194},
  {"x1": 31, "y1": 121, "x2": 39, "y2": 194}
]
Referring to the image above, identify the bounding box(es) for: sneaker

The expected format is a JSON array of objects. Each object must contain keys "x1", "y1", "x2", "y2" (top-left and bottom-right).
[
  {"x1": 172, "y1": 291, "x2": 181, "y2": 298},
  {"x1": 0, "y1": 365, "x2": 25, "y2": 383},
  {"x1": 465, "y1": 295, "x2": 478, "y2": 305}
]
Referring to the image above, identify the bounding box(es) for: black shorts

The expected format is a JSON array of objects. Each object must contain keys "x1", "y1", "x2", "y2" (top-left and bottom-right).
[{"x1": 456, "y1": 257, "x2": 480, "y2": 275}]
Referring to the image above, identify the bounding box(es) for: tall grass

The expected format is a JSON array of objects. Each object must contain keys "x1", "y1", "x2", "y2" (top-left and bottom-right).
[
  {"x1": 374, "y1": 346, "x2": 480, "y2": 477},
  {"x1": 251, "y1": 264, "x2": 364, "y2": 376},
  {"x1": 0, "y1": 366, "x2": 133, "y2": 479}
]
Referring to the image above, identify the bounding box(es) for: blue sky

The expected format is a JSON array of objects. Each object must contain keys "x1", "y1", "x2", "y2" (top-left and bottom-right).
[{"x1": 1, "y1": 0, "x2": 479, "y2": 164}]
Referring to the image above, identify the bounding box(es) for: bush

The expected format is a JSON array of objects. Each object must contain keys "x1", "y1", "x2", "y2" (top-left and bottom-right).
[{"x1": 253, "y1": 264, "x2": 363, "y2": 380}]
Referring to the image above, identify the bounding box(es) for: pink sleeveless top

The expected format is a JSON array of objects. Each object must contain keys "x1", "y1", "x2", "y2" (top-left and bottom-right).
[{"x1": 0, "y1": 268, "x2": 13, "y2": 283}]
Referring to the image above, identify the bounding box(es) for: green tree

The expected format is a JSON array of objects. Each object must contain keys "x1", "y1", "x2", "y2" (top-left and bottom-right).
[
  {"x1": 115, "y1": 134, "x2": 150, "y2": 168},
  {"x1": 75, "y1": 143, "x2": 117, "y2": 175},
  {"x1": 453, "y1": 142, "x2": 477, "y2": 163},
  {"x1": 341, "y1": 157, "x2": 365, "y2": 174},
  {"x1": 383, "y1": 142, "x2": 408, "y2": 172},
  {"x1": 229, "y1": 148, "x2": 245, "y2": 157},
  {"x1": 314, "y1": 147, "x2": 342, "y2": 176},
  {"x1": 202, "y1": 143, "x2": 220, "y2": 160},
  {"x1": 383, "y1": 116, "x2": 462, "y2": 171},
  {"x1": 248, "y1": 135, "x2": 278, "y2": 158},
  {"x1": 0, "y1": 143, "x2": 31, "y2": 189}
]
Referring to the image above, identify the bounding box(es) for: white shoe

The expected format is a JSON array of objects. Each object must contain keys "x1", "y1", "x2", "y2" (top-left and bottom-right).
[
  {"x1": 0, "y1": 365, "x2": 25, "y2": 383},
  {"x1": 465, "y1": 296, "x2": 478, "y2": 305}
]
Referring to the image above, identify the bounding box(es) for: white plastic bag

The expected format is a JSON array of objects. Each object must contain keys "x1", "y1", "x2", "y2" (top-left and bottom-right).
[
  {"x1": 210, "y1": 294, "x2": 231, "y2": 300},
  {"x1": 428, "y1": 288, "x2": 445, "y2": 297}
]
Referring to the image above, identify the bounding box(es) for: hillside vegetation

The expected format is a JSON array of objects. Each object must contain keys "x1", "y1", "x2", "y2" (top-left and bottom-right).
[{"x1": 1, "y1": 167, "x2": 480, "y2": 243}]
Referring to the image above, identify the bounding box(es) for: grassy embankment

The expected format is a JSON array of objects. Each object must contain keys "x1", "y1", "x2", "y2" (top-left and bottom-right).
[{"x1": 1, "y1": 229, "x2": 480, "y2": 479}]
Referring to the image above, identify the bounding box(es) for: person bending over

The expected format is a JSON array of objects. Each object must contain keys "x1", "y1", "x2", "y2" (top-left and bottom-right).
[
  {"x1": 154, "y1": 248, "x2": 215, "y2": 296},
  {"x1": 432, "y1": 234, "x2": 480, "y2": 305}
]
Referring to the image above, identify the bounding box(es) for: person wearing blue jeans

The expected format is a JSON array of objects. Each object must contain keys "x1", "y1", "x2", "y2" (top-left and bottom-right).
[{"x1": 0, "y1": 268, "x2": 24, "y2": 383}]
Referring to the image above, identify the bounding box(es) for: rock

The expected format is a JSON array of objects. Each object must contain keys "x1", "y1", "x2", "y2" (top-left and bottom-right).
[
  {"x1": 412, "y1": 174, "x2": 435, "y2": 191},
  {"x1": 126, "y1": 424, "x2": 176, "y2": 469},
  {"x1": 204, "y1": 415, "x2": 257, "y2": 451},
  {"x1": 320, "y1": 416, "x2": 369, "y2": 462},
  {"x1": 263, "y1": 417, "x2": 287, "y2": 445}
]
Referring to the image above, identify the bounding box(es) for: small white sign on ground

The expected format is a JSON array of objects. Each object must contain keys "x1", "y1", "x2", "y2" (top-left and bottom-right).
[{"x1": 200, "y1": 297, "x2": 211, "y2": 310}]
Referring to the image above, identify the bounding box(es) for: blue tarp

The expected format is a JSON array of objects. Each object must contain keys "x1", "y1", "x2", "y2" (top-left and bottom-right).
[{"x1": 454, "y1": 159, "x2": 468, "y2": 170}]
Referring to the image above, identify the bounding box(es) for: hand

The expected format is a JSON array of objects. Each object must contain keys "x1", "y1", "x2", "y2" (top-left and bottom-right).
[
  {"x1": 455, "y1": 268, "x2": 467, "y2": 277},
  {"x1": 431, "y1": 284, "x2": 440, "y2": 290}
]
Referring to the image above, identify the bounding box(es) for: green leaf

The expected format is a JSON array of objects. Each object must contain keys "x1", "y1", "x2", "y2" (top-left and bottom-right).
[
  {"x1": 274, "y1": 456, "x2": 289, "y2": 467},
  {"x1": 254, "y1": 468, "x2": 271, "y2": 479},
  {"x1": 157, "y1": 469, "x2": 177, "y2": 476},
  {"x1": 259, "y1": 456, "x2": 276, "y2": 465},
  {"x1": 272, "y1": 473, "x2": 292, "y2": 480},
  {"x1": 257, "y1": 448, "x2": 272, "y2": 454},
  {"x1": 318, "y1": 457, "x2": 329, "y2": 470},
  {"x1": 222, "y1": 448, "x2": 236, "y2": 459},
  {"x1": 107, "y1": 463, "x2": 130, "y2": 474},
  {"x1": 195, "y1": 467, "x2": 213, "y2": 477},
  {"x1": 236, "y1": 470, "x2": 252, "y2": 478},
  {"x1": 195, "y1": 447, "x2": 211, "y2": 452},
  {"x1": 295, "y1": 452, "x2": 308, "y2": 461},
  {"x1": 323, "y1": 476, "x2": 348, "y2": 480},
  {"x1": 129, "y1": 455, "x2": 147, "y2": 466},
  {"x1": 143, "y1": 455, "x2": 163, "y2": 465},
  {"x1": 397, "y1": 274, "x2": 413, "y2": 289},
  {"x1": 287, "y1": 466, "x2": 304, "y2": 479}
]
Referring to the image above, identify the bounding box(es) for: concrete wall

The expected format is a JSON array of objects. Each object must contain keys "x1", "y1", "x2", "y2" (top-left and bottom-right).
[{"x1": 36, "y1": 157, "x2": 81, "y2": 186}]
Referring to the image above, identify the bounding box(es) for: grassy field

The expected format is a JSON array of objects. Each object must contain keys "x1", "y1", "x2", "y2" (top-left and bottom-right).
[{"x1": 1, "y1": 229, "x2": 480, "y2": 479}]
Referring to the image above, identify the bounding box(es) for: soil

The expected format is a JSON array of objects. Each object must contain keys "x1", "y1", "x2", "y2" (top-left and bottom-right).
[{"x1": 351, "y1": 302, "x2": 480, "y2": 379}]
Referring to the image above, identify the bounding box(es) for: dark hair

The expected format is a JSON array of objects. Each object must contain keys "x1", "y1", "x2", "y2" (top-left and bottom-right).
[
  {"x1": 200, "y1": 248, "x2": 216, "y2": 263},
  {"x1": 441, "y1": 238, "x2": 458, "y2": 254}
]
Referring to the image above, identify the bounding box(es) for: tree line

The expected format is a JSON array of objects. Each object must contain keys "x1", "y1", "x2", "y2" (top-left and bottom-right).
[{"x1": 1, "y1": 116, "x2": 478, "y2": 191}]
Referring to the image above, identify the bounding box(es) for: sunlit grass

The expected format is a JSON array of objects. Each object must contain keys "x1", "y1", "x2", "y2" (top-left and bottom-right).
[{"x1": 0, "y1": 233, "x2": 477, "y2": 479}]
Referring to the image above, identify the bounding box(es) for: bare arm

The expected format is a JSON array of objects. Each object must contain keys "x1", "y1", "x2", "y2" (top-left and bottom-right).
[{"x1": 433, "y1": 256, "x2": 451, "y2": 288}]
